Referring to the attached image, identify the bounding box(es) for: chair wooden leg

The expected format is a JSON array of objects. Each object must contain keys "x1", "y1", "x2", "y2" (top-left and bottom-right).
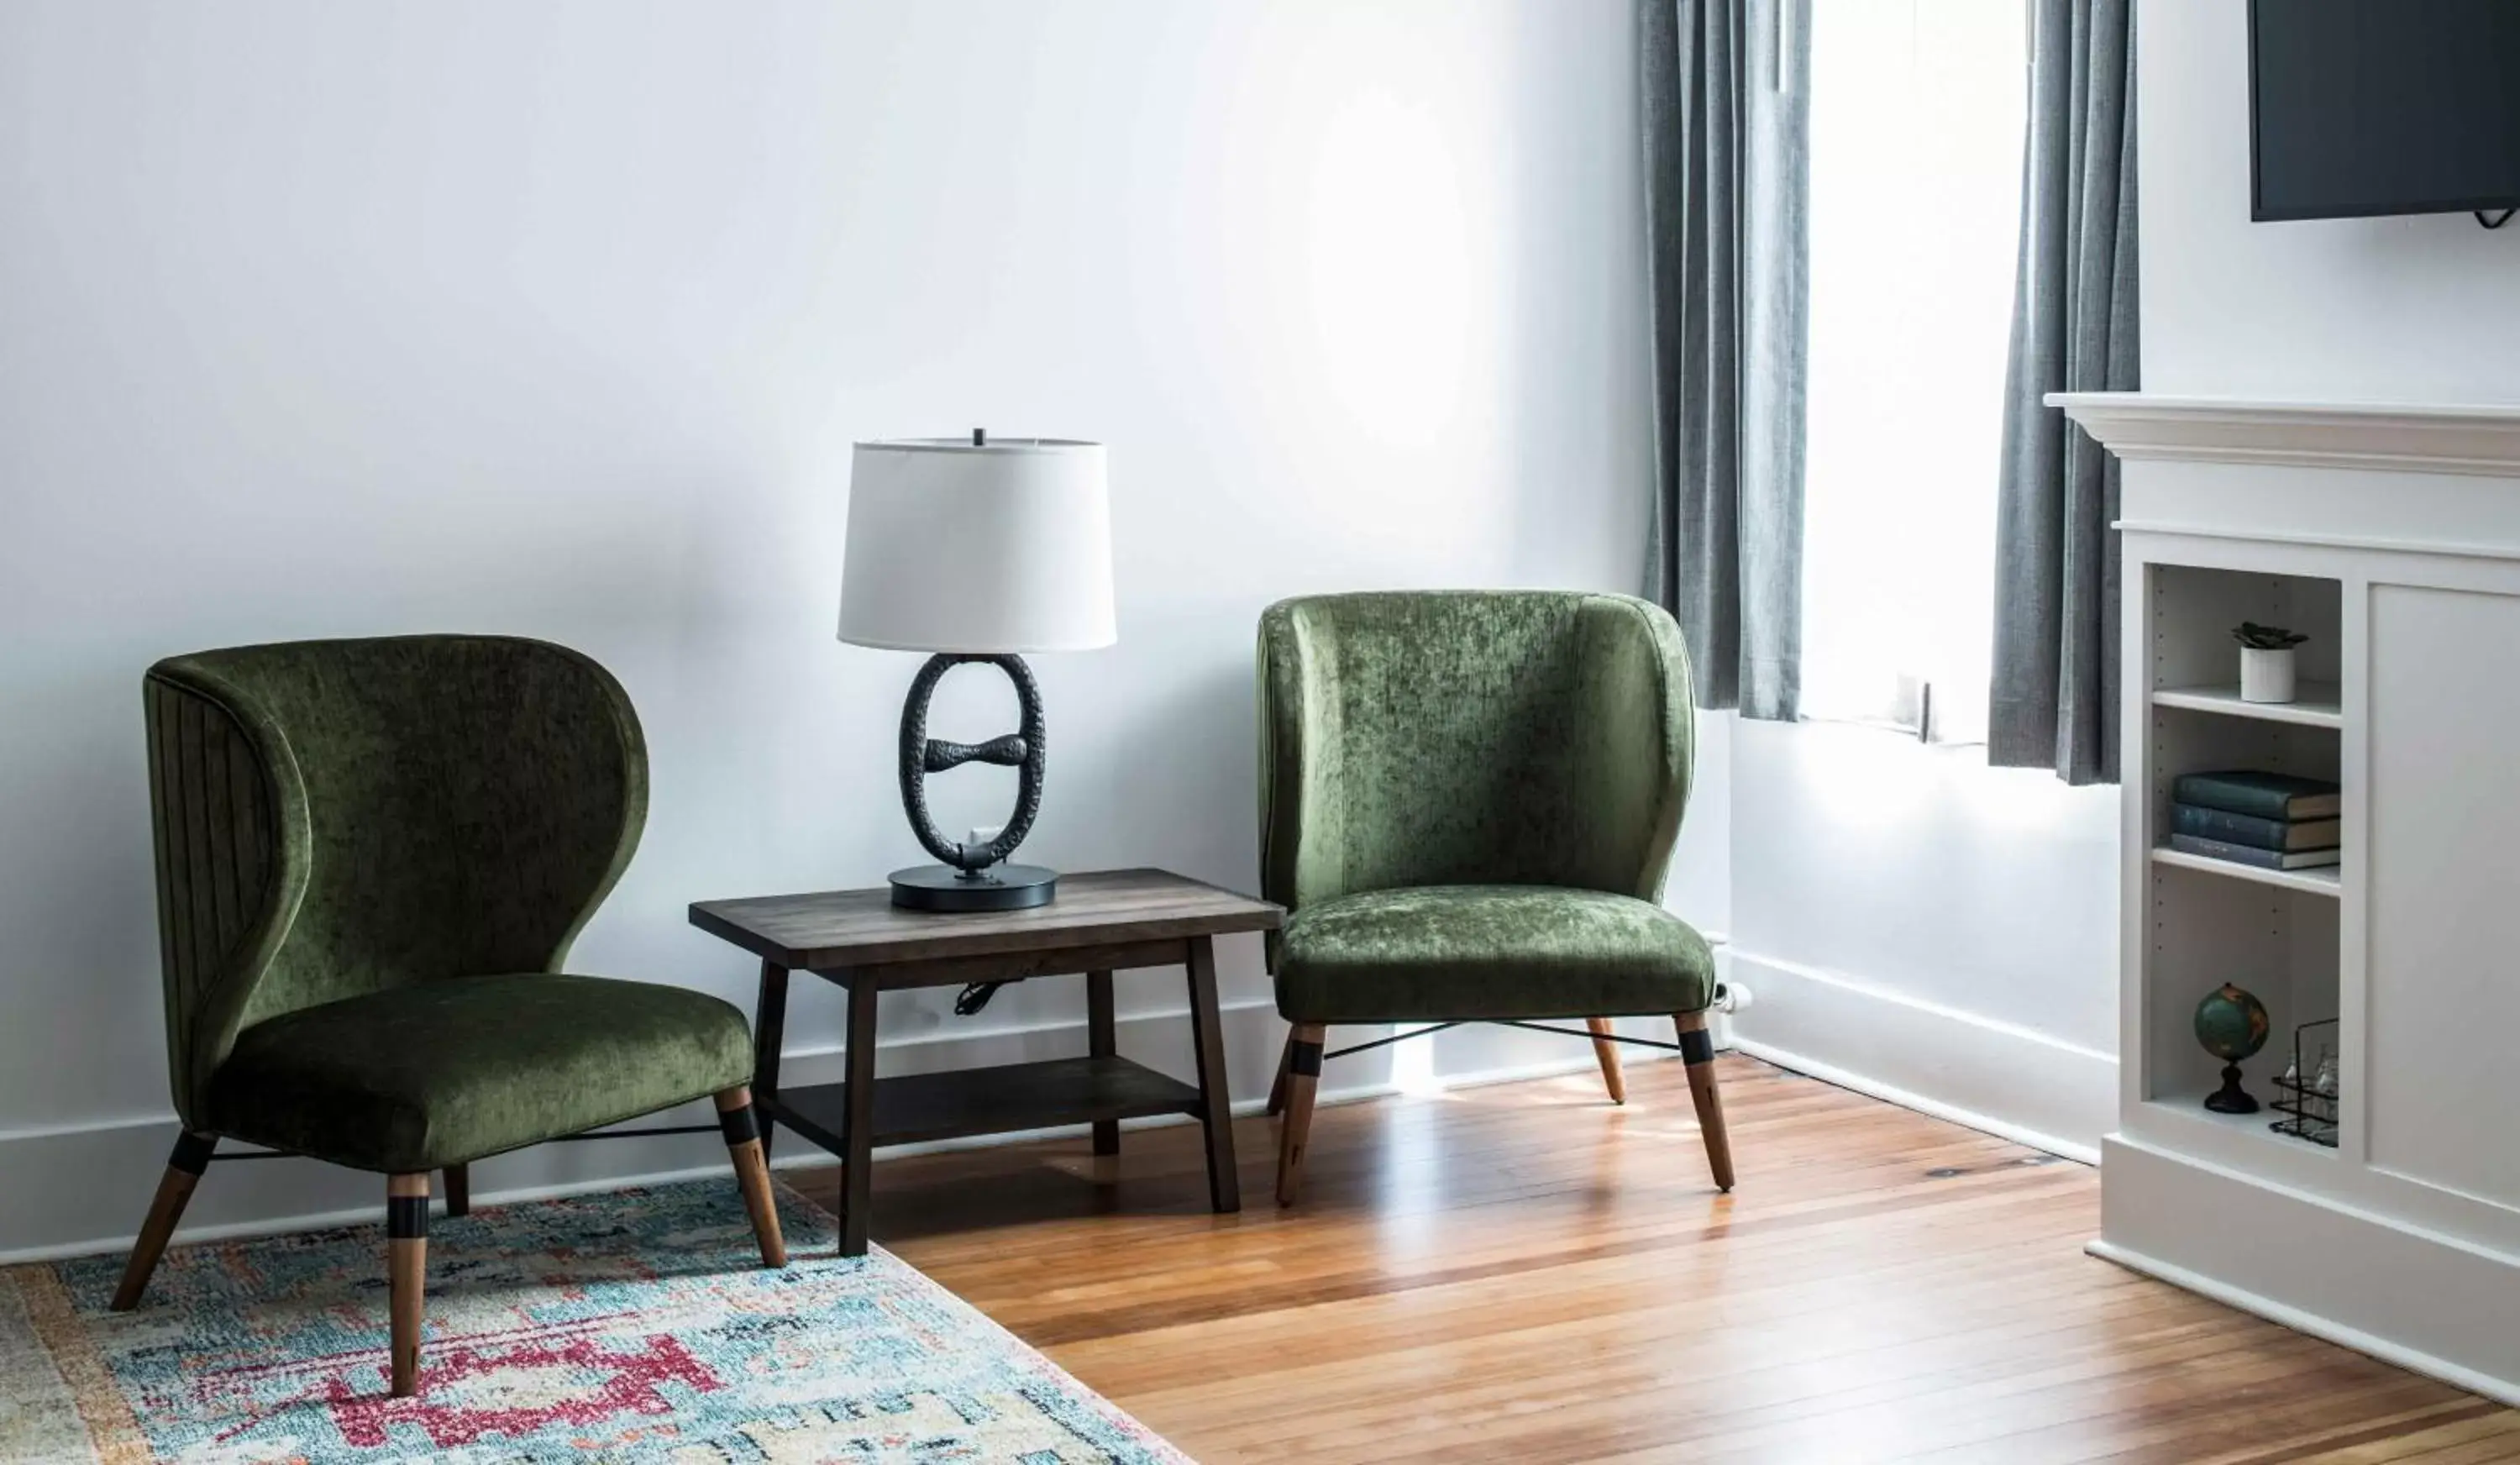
[
  {"x1": 110, "y1": 1131, "x2": 216, "y2": 1311},
  {"x1": 1265, "y1": 1030, "x2": 1294, "y2": 1117},
  {"x1": 442, "y1": 1163, "x2": 469, "y2": 1218},
  {"x1": 386, "y1": 1173, "x2": 430, "y2": 1397},
  {"x1": 1673, "y1": 1011, "x2": 1735, "y2": 1192},
  {"x1": 1586, "y1": 1018, "x2": 1627, "y2": 1105},
  {"x1": 1275, "y1": 1024, "x2": 1326, "y2": 1206},
  {"x1": 717, "y1": 1086, "x2": 788, "y2": 1268}
]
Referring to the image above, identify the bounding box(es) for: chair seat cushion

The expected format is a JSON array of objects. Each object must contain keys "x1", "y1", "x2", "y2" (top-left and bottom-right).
[
  {"x1": 1274, "y1": 885, "x2": 1715, "y2": 1024},
  {"x1": 205, "y1": 974, "x2": 753, "y2": 1173}
]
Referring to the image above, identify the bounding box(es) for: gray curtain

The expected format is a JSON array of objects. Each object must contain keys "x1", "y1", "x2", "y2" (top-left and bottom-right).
[
  {"x1": 1641, "y1": 0, "x2": 1810, "y2": 722},
  {"x1": 1988, "y1": 0, "x2": 2138, "y2": 785}
]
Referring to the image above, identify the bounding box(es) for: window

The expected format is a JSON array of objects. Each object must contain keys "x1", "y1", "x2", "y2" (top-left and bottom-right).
[{"x1": 1798, "y1": 0, "x2": 2028, "y2": 743}]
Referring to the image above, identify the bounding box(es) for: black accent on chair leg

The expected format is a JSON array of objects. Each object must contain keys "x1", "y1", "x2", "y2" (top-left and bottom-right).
[
  {"x1": 386, "y1": 1195, "x2": 433, "y2": 1240},
  {"x1": 387, "y1": 1174, "x2": 430, "y2": 1397},
  {"x1": 717, "y1": 1086, "x2": 788, "y2": 1268},
  {"x1": 1673, "y1": 1011, "x2": 1735, "y2": 1193},
  {"x1": 169, "y1": 1129, "x2": 217, "y2": 1176},
  {"x1": 442, "y1": 1164, "x2": 469, "y2": 1217},
  {"x1": 1276, "y1": 1024, "x2": 1327, "y2": 1206}
]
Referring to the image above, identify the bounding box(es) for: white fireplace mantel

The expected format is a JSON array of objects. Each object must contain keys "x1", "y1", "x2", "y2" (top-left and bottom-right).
[
  {"x1": 2054, "y1": 392, "x2": 2520, "y2": 565},
  {"x1": 2063, "y1": 386, "x2": 2520, "y2": 1408},
  {"x1": 2050, "y1": 391, "x2": 2520, "y2": 478}
]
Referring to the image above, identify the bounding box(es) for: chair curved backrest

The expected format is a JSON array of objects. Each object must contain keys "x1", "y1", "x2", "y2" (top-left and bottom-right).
[
  {"x1": 143, "y1": 635, "x2": 646, "y2": 1126},
  {"x1": 1257, "y1": 591, "x2": 1693, "y2": 919}
]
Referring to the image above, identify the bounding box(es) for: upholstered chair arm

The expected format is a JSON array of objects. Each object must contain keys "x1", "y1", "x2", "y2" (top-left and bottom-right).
[
  {"x1": 143, "y1": 666, "x2": 312, "y2": 1129},
  {"x1": 1571, "y1": 595, "x2": 1696, "y2": 904},
  {"x1": 508, "y1": 647, "x2": 648, "y2": 975},
  {"x1": 1257, "y1": 603, "x2": 1344, "y2": 943}
]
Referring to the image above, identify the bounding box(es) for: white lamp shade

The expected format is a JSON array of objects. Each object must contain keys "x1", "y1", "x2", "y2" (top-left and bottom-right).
[{"x1": 838, "y1": 438, "x2": 1116, "y2": 654}]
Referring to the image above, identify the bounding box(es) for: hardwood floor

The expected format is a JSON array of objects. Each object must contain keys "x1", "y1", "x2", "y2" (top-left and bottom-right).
[{"x1": 790, "y1": 1053, "x2": 2518, "y2": 1463}]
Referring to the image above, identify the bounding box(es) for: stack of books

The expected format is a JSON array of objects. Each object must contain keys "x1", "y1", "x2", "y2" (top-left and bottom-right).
[{"x1": 2169, "y1": 771, "x2": 2342, "y2": 871}]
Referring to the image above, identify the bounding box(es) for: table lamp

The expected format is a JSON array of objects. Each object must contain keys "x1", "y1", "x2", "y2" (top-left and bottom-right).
[{"x1": 840, "y1": 432, "x2": 1115, "y2": 911}]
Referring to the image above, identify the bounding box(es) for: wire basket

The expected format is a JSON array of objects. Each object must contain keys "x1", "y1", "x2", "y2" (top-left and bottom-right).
[{"x1": 2271, "y1": 1016, "x2": 2339, "y2": 1148}]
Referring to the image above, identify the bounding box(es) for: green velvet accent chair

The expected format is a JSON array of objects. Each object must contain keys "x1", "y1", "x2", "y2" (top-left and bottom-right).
[
  {"x1": 112, "y1": 635, "x2": 786, "y2": 1398},
  {"x1": 1256, "y1": 591, "x2": 1733, "y2": 1203}
]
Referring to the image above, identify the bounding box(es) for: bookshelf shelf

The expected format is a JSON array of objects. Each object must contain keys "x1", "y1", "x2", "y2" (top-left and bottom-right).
[
  {"x1": 2151, "y1": 680, "x2": 2343, "y2": 729},
  {"x1": 2145, "y1": 1091, "x2": 2340, "y2": 1158},
  {"x1": 2150, "y1": 844, "x2": 2340, "y2": 897}
]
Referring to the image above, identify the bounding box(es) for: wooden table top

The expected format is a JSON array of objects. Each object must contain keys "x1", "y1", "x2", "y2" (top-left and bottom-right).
[{"x1": 689, "y1": 867, "x2": 1282, "y2": 970}]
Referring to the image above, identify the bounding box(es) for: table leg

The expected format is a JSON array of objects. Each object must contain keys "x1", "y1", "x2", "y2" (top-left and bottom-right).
[
  {"x1": 839, "y1": 972, "x2": 879, "y2": 1258},
  {"x1": 1087, "y1": 969, "x2": 1120, "y2": 1156},
  {"x1": 753, "y1": 961, "x2": 790, "y2": 1165},
  {"x1": 1184, "y1": 937, "x2": 1241, "y2": 1212}
]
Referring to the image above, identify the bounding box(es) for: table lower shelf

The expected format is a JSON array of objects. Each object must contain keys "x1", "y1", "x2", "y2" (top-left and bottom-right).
[{"x1": 764, "y1": 1055, "x2": 1207, "y2": 1153}]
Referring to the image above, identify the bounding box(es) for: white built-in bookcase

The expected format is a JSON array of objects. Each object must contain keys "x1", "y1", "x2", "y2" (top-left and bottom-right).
[
  {"x1": 2135, "y1": 565, "x2": 2342, "y2": 1152},
  {"x1": 2061, "y1": 393, "x2": 2520, "y2": 1405}
]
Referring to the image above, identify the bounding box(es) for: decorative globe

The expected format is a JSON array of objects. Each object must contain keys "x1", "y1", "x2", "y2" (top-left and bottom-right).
[{"x1": 2194, "y1": 983, "x2": 2269, "y2": 1063}]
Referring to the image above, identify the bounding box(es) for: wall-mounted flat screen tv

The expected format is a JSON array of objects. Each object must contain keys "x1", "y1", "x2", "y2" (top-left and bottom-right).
[{"x1": 2250, "y1": 0, "x2": 2520, "y2": 221}]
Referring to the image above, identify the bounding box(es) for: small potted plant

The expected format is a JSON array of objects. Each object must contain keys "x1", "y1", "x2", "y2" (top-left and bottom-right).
[{"x1": 2234, "y1": 622, "x2": 2307, "y2": 703}]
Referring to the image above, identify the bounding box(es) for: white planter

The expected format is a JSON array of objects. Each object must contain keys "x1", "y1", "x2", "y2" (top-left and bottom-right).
[{"x1": 2239, "y1": 646, "x2": 2297, "y2": 703}]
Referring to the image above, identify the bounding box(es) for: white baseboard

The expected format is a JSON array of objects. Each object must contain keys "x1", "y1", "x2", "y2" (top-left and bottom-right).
[
  {"x1": 0, "y1": 1003, "x2": 1681, "y2": 1265},
  {"x1": 1724, "y1": 948, "x2": 2112, "y2": 1165},
  {"x1": 2096, "y1": 1135, "x2": 2520, "y2": 1407},
  {"x1": 2087, "y1": 1240, "x2": 2520, "y2": 1410}
]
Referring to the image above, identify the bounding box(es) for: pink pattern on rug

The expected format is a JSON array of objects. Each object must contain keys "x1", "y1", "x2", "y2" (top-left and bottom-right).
[{"x1": 318, "y1": 1330, "x2": 720, "y2": 1448}]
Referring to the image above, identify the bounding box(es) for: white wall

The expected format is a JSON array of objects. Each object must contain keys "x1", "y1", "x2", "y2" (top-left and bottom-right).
[
  {"x1": 1724, "y1": 720, "x2": 2118, "y2": 1159},
  {"x1": 2141, "y1": 2, "x2": 2520, "y2": 402},
  {"x1": 0, "y1": 0, "x2": 1725, "y2": 1258}
]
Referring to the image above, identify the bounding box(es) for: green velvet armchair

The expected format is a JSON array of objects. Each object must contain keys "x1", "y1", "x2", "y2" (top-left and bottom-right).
[
  {"x1": 114, "y1": 635, "x2": 785, "y2": 1398},
  {"x1": 1256, "y1": 591, "x2": 1730, "y2": 1203}
]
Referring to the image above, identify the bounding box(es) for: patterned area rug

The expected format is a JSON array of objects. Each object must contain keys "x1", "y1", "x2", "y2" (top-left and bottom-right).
[{"x1": 1, "y1": 1180, "x2": 1189, "y2": 1463}]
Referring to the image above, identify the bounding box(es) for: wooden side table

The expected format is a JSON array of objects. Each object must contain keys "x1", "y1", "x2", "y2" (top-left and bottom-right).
[{"x1": 689, "y1": 868, "x2": 1282, "y2": 1256}]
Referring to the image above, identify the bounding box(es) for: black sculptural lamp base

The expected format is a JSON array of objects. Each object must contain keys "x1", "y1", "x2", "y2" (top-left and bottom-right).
[
  {"x1": 890, "y1": 652, "x2": 1058, "y2": 913},
  {"x1": 2203, "y1": 1062, "x2": 2260, "y2": 1115},
  {"x1": 889, "y1": 863, "x2": 1058, "y2": 912}
]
